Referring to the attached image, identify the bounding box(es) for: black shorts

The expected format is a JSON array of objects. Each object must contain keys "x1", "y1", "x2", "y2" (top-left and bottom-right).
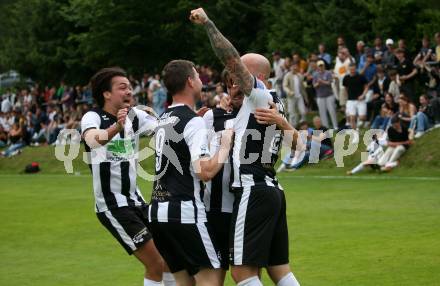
[
  {"x1": 149, "y1": 222, "x2": 221, "y2": 276},
  {"x1": 207, "y1": 212, "x2": 232, "y2": 270},
  {"x1": 229, "y1": 186, "x2": 289, "y2": 267},
  {"x1": 96, "y1": 205, "x2": 152, "y2": 255}
]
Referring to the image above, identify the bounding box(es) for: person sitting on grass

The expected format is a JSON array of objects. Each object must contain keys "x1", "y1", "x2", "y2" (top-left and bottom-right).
[
  {"x1": 0, "y1": 122, "x2": 25, "y2": 157},
  {"x1": 409, "y1": 94, "x2": 435, "y2": 138},
  {"x1": 397, "y1": 93, "x2": 416, "y2": 130},
  {"x1": 378, "y1": 116, "x2": 413, "y2": 172},
  {"x1": 347, "y1": 134, "x2": 384, "y2": 175},
  {"x1": 371, "y1": 93, "x2": 399, "y2": 130},
  {"x1": 277, "y1": 120, "x2": 333, "y2": 172}
]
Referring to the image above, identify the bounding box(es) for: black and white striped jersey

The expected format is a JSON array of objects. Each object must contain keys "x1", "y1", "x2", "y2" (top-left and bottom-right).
[
  {"x1": 231, "y1": 80, "x2": 286, "y2": 189},
  {"x1": 149, "y1": 104, "x2": 209, "y2": 224},
  {"x1": 202, "y1": 107, "x2": 238, "y2": 213},
  {"x1": 81, "y1": 107, "x2": 157, "y2": 213}
]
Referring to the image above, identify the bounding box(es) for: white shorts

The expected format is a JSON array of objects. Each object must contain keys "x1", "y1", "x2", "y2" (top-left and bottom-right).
[{"x1": 346, "y1": 100, "x2": 367, "y2": 117}]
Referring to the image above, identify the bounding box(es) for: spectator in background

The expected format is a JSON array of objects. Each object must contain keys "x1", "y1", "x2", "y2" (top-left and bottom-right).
[
  {"x1": 283, "y1": 62, "x2": 307, "y2": 126},
  {"x1": 1, "y1": 122, "x2": 25, "y2": 157},
  {"x1": 0, "y1": 124, "x2": 7, "y2": 148},
  {"x1": 397, "y1": 93, "x2": 417, "y2": 130},
  {"x1": 388, "y1": 69, "x2": 401, "y2": 102},
  {"x1": 414, "y1": 37, "x2": 435, "y2": 90},
  {"x1": 425, "y1": 61, "x2": 440, "y2": 98},
  {"x1": 396, "y1": 48, "x2": 418, "y2": 103},
  {"x1": 312, "y1": 116, "x2": 333, "y2": 154},
  {"x1": 304, "y1": 57, "x2": 318, "y2": 111},
  {"x1": 372, "y1": 36, "x2": 386, "y2": 61},
  {"x1": 347, "y1": 134, "x2": 384, "y2": 175},
  {"x1": 22, "y1": 89, "x2": 33, "y2": 107},
  {"x1": 313, "y1": 60, "x2": 338, "y2": 129},
  {"x1": 272, "y1": 51, "x2": 285, "y2": 97},
  {"x1": 383, "y1": 39, "x2": 397, "y2": 70},
  {"x1": 410, "y1": 94, "x2": 435, "y2": 138},
  {"x1": 147, "y1": 74, "x2": 161, "y2": 92},
  {"x1": 213, "y1": 83, "x2": 227, "y2": 107},
  {"x1": 430, "y1": 96, "x2": 440, "y2": 127},
  {"x1": 337, "y1": 36, "x2": 346, "y2": 49},
  {"x1": 1, "y1": 94, "x2": 12, "y2": 113},
  {"x1": 54, "y1": 80, "x2": 66, "y2": 103},
  {"x1": 30, "y1": 106, "x2": 48, "y2": 145},
  {"x1": 368, "y1": 65, "x2": 390, "y2": 123},
  {"x1": 398, "y1": 39, "x2": 407, "y2": 52},
  {"x1": 355, "y1": 40, "x2": 366, "y2": 66},
  {"x1": 414, "y1": 36, "x2": 434, "y2": 65},
  {"x1": 343, "y1": 63, "x2": 368, "y2": 131},
  {"x1": 82, "y1": 84, "x2": 93, "y2": 104},
  {"x1": 318, "y1": 43, "x2": 331, "y2": 68},
  {"x1": 333, "y1": 47, "x2": 353, "y2": 109},
  {"x1": 378, "y1": 116, "x2": 412, "y2": 171},
  {"x1": 61, "y1": 86, "x2": 75, "y2": 113},
  {"x1": 359, "y1": 52, "x2": 377, "y2": 105},
  {"x1": 292, "y1": 51, "x2": 308, "y2": 73},
  {"x1": 152, "y1": 82, "x2": 167, "y2": 116},
  {"x1": 435, "y1": 32, "x2": 440, "y2": 62},
  {"x1": 277, "y1": 119, "x2": 332, "y2": 172},
  {"x1": 199, "y1": 65, "x2": 211, "y2": 85}
]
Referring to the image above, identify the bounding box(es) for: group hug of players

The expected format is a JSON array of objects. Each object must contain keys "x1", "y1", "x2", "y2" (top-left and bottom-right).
[{"x1": 81, "y1": 8, "x2": 302, "y2": 286}]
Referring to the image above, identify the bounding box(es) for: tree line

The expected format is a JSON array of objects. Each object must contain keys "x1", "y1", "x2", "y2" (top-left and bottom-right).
[{"x1": 0, "y1": 0, "x2": 439, "y2": 85}]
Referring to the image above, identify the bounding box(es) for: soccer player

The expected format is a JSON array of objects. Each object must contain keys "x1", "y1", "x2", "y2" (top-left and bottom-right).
[
  {"x1": 190, "y1": 8, "x2": 301, "y2": 286},
  {"x1": 148, "y1": 60, "x2": 233, "y2": 286},
  {"x1": 80, "y1": 67, "x2": 174, "y2": 286},
  {"x1": 202, "y1": 70, "x2": 240, "y2": 283}
]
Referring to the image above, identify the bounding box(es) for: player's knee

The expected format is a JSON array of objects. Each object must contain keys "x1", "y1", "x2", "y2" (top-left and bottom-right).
[{"x1": 231, "y1": 266, "x2": 258, "y2": 283}]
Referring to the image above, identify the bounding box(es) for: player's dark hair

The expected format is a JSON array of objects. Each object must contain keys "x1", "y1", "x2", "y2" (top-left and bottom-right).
[
  {"x1": 90, "y1": 67, "x2": 127, "y2": 108},
  {"x1": 163, "y1": 60, "x2": 196, "y2": 96}
]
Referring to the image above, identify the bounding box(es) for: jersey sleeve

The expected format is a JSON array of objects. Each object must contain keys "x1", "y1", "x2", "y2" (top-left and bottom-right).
[
  {"x1": 81, "y1": 111, "x2": 101, "y2": 135},
  {"x1": 202, "y1": 109, "x2": 214, "y2": 129},
  {"x1": 134, "y1": 107, "x2": 158, "y2": 136},
  {"x1": 184, "y1": 117, "x2": 209, "y2": 162}
]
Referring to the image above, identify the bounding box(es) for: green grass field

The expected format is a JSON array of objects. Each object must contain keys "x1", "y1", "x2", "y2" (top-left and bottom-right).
[{"x1": 1, "y1": 129, "x2": 440, "y2": 285}]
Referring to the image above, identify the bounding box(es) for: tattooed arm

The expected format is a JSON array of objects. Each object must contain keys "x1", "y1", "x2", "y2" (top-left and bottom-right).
[{"x1": 189, "y1": 8, "x2": 254, "y2": 96}]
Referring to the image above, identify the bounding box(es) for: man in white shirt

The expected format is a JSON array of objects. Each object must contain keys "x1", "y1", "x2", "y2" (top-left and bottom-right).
[
  {"x1": 1, "y1": 94, "x2": 12, "y2": 113},
  {"x1": 282, "y1": 62, "x2": 307, "y2": 126},
  {"x1": 272, "y1": 51, "x2": 285, "y2": 97},
  {"x1": 333, "y1": 47, "x2": 353, "y2": 109}
]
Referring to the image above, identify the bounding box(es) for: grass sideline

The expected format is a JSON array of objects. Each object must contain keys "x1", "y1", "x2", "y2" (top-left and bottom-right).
[
  {"x1": 0, "y1": 129, "x2": 439, "y2": 285},
  {"x1": 1, "y1": 128, "x2": 439, "y2": 177},
  {"x1": 0, "y1": 174, "x2": 439, "y2": 285}
]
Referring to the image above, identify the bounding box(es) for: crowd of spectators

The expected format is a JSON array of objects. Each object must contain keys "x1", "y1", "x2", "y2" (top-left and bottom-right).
[
  {"x1": 1, "y1": 33, "x2": 440, "y2": 173},
  {"x1": 272, "y1": 33, "x2": 440, "y2": 171}
]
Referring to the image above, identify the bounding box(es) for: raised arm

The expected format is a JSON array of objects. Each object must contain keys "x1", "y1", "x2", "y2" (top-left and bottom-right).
[{"x1": 189, "y1": 8, "x2": 254, "y2": 95}]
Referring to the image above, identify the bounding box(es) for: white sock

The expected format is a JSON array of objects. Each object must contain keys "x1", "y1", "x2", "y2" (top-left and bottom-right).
[
  {"x1": 277, "y1": 163, "x2": 287, "y2": 173},
  {"x1": 144, "y1": 278, "x2": 161, "y2": 286},
  {"x1": 237, "y1": 276, "x2": 263, "y2": 286},
  {"x1": 351, "y1": 163, "x2": 364, "y2": 174},
  {"x1": 277, "y1": 272, "x2": 300, "y2": 286},
  {"x1": 162, "y1": 272, "x2": 176, "y2": 286}
]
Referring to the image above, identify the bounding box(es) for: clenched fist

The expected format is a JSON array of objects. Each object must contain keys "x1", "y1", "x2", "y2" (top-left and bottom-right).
[
  {"x1": 189, "y1": 8, "x2": 209, "y2": 25},
  {"x1": 116, "y1": 105, "x2": 130, "y2": 130}
]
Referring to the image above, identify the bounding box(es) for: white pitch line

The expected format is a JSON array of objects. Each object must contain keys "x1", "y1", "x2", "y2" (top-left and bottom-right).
[
  {"x1": 0, "y1": 174, "x2": 439, "y2": 181},
  {"x1": 278, "y1": 175, "x2": 440, "y2": 181}
]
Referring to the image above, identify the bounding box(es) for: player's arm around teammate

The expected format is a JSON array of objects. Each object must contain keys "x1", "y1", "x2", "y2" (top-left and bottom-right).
[
  {"x1": 191, "y1": 8, "x2": 301, "y2": 286},
  {"x1": 254, "y1": 102, "x2": 304, "y2": 152}
]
